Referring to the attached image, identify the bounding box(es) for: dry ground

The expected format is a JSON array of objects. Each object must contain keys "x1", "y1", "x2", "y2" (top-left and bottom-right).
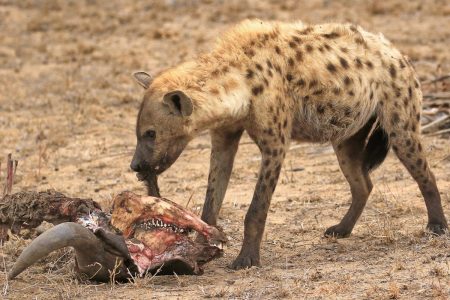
[{"x1": 1, "y1": 0, "x2": 450, "y2": 299}]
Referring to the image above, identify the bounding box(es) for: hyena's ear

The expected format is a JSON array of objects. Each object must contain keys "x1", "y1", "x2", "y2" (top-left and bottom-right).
[
  {"x1": 133, "y1": 72, "x2": 152, "y2": 89},
  {"x1": 163, "y1": 90, "x2": 193, "y2": 117}
]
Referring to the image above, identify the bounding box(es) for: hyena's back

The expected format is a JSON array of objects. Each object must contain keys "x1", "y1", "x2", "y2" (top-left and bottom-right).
[{"x1": 224, "y1": 21, "x2": 421, "y2": 144}]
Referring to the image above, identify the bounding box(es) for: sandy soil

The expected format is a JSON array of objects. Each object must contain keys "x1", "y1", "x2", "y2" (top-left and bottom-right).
[{"x1": 1, "y1": 0, "x2": 450, "y2": 299}]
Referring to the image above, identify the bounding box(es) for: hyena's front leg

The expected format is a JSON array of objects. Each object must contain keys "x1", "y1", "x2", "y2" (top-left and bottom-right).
[
  {"x1": 231, "y1": 133, "x2": 289, "y2": 269},
  {"x1": 201, "y1": 128, "x2": 243, "y2": 226}
]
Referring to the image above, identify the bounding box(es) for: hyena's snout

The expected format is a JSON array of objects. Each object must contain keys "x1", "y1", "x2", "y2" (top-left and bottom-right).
[{"x1": 130, "y1": 151, "x2": 143, "y2": 172}]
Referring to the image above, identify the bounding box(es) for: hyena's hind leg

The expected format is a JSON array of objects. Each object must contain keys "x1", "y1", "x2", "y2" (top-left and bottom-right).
[
  {"x1": 326, "y1": 116, "x2": 389, "y2": 237},
  {"x1": 381, "y1": 106, "x2": 448, "y2": 234}
]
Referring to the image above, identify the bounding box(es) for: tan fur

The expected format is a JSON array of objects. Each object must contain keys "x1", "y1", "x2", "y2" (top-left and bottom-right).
[{"x1": 133, "y1": 19, "x2": 447, "y2": 269}]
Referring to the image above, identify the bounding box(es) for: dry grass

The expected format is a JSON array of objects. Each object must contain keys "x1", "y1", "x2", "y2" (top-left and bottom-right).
[{"x1": 1, "y1": 0, "x2": 450, "y2": 299}]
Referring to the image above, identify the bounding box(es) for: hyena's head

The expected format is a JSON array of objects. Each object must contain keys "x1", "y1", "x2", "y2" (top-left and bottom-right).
[{"x1": 130, "y1": 72, "x2": 194, "y2": 178}]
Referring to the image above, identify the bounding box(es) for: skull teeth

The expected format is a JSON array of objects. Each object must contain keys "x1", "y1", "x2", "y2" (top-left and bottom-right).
[{"x1": 135, "y1": 218, "x2": 190, "y2": 234}]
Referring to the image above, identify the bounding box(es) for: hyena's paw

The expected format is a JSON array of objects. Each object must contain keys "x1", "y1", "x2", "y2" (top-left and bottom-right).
[
  {"x1": 230, "y1": 252, "x2": 261, "y2": 270},
  {"x1": 426, "y1": 223, "x2": 448, "y2": 236},
  {"x1": 324, "y1": 224, "x2": 352, "y2": 238}
]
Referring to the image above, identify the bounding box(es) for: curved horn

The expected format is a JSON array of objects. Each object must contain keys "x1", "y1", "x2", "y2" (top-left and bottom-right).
[{"x1": 8, "y1": 222, "x2": 113, "y2": 281}]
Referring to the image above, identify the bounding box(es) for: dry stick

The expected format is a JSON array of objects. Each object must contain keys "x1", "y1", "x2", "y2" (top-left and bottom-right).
[
  {"x1": 426, "y1": 128, "x2": 450, "y2": 137},
  {"x1": 185, "y1": 190, "x2": 195, "y2": 208},
  {"x1": 423, "y1": 93, "x2": 450, "y2": 100},
  {"x1": 421, "y1": 74, "x2": 450, "y2": 85},
  {"x1": 6, "y1": 154, "x2": 13, "y2": 195},
  {"x1": 421, "y1": 115, "x2": 450, "y2": 132},
  {"x1": 0, "y1": 162, "x2": 2, "y2": 197}
]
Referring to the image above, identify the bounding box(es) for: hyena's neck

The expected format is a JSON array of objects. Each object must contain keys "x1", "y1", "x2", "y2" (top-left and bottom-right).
[{"x1": 185, "y1": 60, "x2": 251, "y2": 133}]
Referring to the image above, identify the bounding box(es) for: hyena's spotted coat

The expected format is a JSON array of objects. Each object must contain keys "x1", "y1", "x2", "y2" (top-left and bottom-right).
[{"x1": 131, "y1": 20, "x2": 448, "y2": 269}]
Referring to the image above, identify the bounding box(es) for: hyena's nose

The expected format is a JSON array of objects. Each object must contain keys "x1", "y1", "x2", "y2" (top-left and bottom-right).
[{"x1": 130, "y1": 156, "x2": 142, "y2": 172}]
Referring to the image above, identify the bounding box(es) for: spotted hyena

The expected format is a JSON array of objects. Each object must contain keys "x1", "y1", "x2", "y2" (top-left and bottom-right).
[{"x1": 130, "y1": 20, "x2": 448, "y2": 269}]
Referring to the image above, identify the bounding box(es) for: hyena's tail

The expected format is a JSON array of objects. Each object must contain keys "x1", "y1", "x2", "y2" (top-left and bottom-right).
[{"x1": 362, "y1": 116, "x2": 390, "y2": 173}]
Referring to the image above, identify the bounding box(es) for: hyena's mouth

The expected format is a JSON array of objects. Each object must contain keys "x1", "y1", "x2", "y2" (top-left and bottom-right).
[{"x1": 136, "y1": 171, "x2": 161, "y2": 197}]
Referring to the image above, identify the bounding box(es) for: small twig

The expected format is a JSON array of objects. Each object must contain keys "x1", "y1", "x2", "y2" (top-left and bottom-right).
[
  {"x1": 425, "y1": 128, "x2": 450, "y2": 137},
  {"x1": 185, "y1": 190, "x2": 195, "y2": 208},
  {"x1": 423, "y1": 93, "x2": 450, "y2": 100},
  {"x1": 421, "y1": 74, "x2": 450, "y2": 85},
  {"x1": 421, "y1": 115, "x2": 449, "y2": 132},
  {"x1": 1, "y1": 243, "x2": 9, "y2": 297}
]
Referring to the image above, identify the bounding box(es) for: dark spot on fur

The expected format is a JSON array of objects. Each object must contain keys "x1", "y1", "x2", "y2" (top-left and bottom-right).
[
  {"x1": 292, "y1": 36, "x2": 301, "y2": 44},
  {"x1": 245, "y1": 49, "x2": 255, "y2": 58},
  {"x1": 392, "y1": 113, "x2": 400, "y2": 125},
  {"x1": 408, "y1": 86, "x2": 412, "y2": 98},
  {"x1": 317, "y1": 104, "x2": 325, "y2": 114},
  {"x1": 275, "y1": 64, "x2": 282, "y2": 74},
  {"x1": 295, "y1": 50, "x2": 303, "y2": 61},
  {"x1": 366, "y1": 61, "x2": 374, "y2": 69},
  {"x1": 283, "y1": 119, "x2": 288, "y2": 128},
  {"x1": 355, "y1": 58, "x2": 363, "y2": 68},
  {"x1": 416, "y1": 158, "x2": 422, "y2": 167},
  {"x1": 296, "y1": 78, "x2": 306, "y2": 87},
  {"x1": 298, "y1": 27, "x2": 313, "y2": 35},
  {"x1": 246, "y1": 69, "x2": 254, "y2": 79},
  {"x1": 275, "y1": 46, "x2": 282, "y2": 54},
  {"x1": 275, "y1": 163, "x2": 282, "y2": 174},
  {"x1": 252, "y1": 85, "x2": 264, "y2": 96},
  {"x1": 399, "y1": 59, "x2": 406, "y2": 69},
  {"x1": 313, "y1": 89, "x2": 323, "y2": 95},
  {"x1": 267, "y1": 69, "x2": 273, "y2": 77},
  {"x1": 348, "y1": 90, "x2": 355, "y2": 96},
  {"x1": 327, "y1": 62, "x2": 337, "y2": 73},
  {"x1": 414, "y1": 79, "x2": 420, "y2": 88},
  {"x1": 355, "y1": 36, "x2": 367, "y2": 47},
  {"x1": 305, "y1": 44, "x2": 313, "y2": 52},
  {"x1": 286, "y1": 73, "x2": 293, "y2": 82},
  {"x1": 339, "y1": 57, "x2": 349, "y2": 69},
  {"x1": 389, "y1": 64, "x2": 397, "y2": 78},
  {"x1": 416, "y1": 113, "x2": 420, "y2": 122},
  {"x1": 266, "y1": 60, "x2": 273, "y2": 69},
  {"x1": 288, "y1": 57, "x2": 295, "y2": 67},
  {"x1": 344, "y1": 106, "x2": 351, "y2": 116},
  {"x1": 369, "y1": 90, "x2": 374, "y2": 100},
  {"x1": 403, "y1": 121, "x2": 409, "y2": 131},
  {"x1": 289, "y1": 41, "x2": 297, "y2": 48},
  {"x1": 309, "y1": 79, "x2": 318, "y2": 88},
  {"x1": 256, "y1": 63, "x2": 263, "y2": 71},
  {"x1": 332, "y1": 87, "x2": 341, "y2": 95},
  {"x1": 344, "y1": 76, "x2": 352, "y2": 86},
  {"x1": 323, "y1": 32, "x2": 340, "y2": 39},
  {"x1": 392, "y1": 145, "x2": 398, "y2": 152}
]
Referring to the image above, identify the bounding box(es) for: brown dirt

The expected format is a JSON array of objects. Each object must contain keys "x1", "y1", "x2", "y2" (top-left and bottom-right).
[{"x1": 1, "y1": 0, "x2": 450, "y2": 299}]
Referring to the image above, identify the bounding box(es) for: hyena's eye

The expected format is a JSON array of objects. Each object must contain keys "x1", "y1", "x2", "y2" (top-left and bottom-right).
[{"x1": 143, "y1": 130, "x2": 156, "y2": 139}]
